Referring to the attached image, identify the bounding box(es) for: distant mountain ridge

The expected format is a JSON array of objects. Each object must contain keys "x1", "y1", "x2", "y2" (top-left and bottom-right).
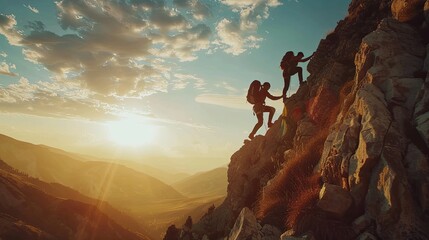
[
  {"x1": 172, "y1": 167, "x2": 227, "y2": 197},
  {"x1": 0, "y1": 159, "x2": 149, "y2": 240},
  {"x1": 0, "y1": 134, "x2": 185, "y2": 207}
]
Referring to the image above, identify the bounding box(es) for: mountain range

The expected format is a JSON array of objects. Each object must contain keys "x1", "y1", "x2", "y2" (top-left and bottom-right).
[{"x1": 0, "y1": 133, "x2": 228, "y2": 239}]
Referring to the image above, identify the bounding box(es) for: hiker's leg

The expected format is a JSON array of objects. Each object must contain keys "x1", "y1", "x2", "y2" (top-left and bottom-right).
[
  {"x1": 266, "y1": 106, "x2": 276, "y2": 127},
  {"x1": 289, "y1": 67, "x2": 303, "y2": 85},
  {"x1": 249, "y1": 113, "x2": 263, "y2": 139},
  {"x1": 282, "y1": 70, "x2": 290, "y2": 102},
  {"x1": 297, "y1": 66, "x2": 303, "y2": 84}
]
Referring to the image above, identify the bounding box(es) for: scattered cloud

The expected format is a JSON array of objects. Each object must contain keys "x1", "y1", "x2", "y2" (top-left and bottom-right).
[
  {"x1": 0, "y1": 61, "x2": 17, "y2": 77},
  {"x1": 216, "y1": 0, "x2": 281, "y2": 55},
  {"x1": 0, "y1": 14, "x2": 22, "y2": 46},
  {"x1": 172, "y1": 73, "x2": 206, "y2": 90},
  {"x1": 173, "y1": 0, "x2": 211, "y2": 20},
  {"x1": 195, "y1": 93, "x2": 249, "y2": 110},
  {"x1": 215, "y1": 81, "x2": 238, "y2": 92},
  {"x1": 0, "y1": 77, "x2": 117, "y2": 120},
  {"x1": 0, "y1": 0, "x2": 281, "y2": 119},
  {"x1": 24, "y1": 4, "x2": 40, "y2": 14}
]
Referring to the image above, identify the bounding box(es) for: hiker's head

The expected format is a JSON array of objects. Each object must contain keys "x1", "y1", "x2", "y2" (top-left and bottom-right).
[
  {"x1": 297, "y1": 52, "x2": 304, "y2": 58},
  {"x1": 262, "y1": 82, "x2": 271, "y2": 90}
]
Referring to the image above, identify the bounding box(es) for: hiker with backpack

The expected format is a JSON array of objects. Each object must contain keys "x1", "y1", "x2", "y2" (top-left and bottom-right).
[
  {"x1": 280, "y1": 51, "x2": 313, "y2": 102},
  {"x1": 247, "y1": 81, "x2": 282, "y2": 140}
]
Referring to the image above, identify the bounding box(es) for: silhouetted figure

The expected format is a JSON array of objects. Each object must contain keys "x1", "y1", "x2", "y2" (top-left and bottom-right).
[
  {"x1": 280, "y1": 51, "x2": 313, "y2": 101},
  {"x1": 249, "y1": 82, "x2": 282, "y2": 140}
]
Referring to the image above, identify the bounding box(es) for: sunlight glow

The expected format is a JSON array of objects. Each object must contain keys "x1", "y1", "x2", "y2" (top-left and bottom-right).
[{"x1": 106, "y1": 117, "x2": 158, "y2": 147}]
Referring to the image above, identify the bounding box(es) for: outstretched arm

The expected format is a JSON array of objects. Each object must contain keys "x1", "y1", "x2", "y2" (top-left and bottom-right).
[
  {"x1": 299, "y1": 53, "x2": 314, "y2": 62},
  {"x1": 267, "y1": 92, "x2": 282, "y2": 100}
]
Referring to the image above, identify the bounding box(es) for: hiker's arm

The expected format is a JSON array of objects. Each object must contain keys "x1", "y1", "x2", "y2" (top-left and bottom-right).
[
  {"x1": 267, "y1": 92, "x2": 282, "y2": 100},
  {"x1": 299, "y1": 53, "x2": 314, "y2": 62}
]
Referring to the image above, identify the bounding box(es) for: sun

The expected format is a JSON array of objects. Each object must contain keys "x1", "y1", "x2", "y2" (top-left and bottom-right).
[{"x1": 106, "y1": 117, "x2": 158, "y2": 147}]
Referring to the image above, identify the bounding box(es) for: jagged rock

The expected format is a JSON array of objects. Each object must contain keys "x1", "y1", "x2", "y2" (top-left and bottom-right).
[
  {"x1": 260, "y1": 224, "x2": 281, "y2": 240},
  {"x1": 356, "y1": 232, "x2": 377, "y2": 240},
  {"x1": 280, "y1": 232, "x2": 315, "y2": 240},
  {"x1": 191, "y1": 2, "x2": 429, "y2": 240},
  {"x1": 352, "y1": 215, "x2": 372, "y2": 235},
  {"x1": 391, "y1": 0, "x2": 426, "y2": 22},
  {"x1": 227, "y1": 121, "x2": 286, "y2": 213},
  {"x1": 414, "y1": 47, "x2": 429, "y2": 151},
  {"x1": 164, "y1": 225, "x2": 180, "y2": 240},
  {"x1": 405, "y1": 143, "x2": 429, "y2": 213},
  {"x1": 308, "y1": 83, "x2": 338, "y2": 123},
  {"x1": 228, "y1": 208, "x2": 260, "y2": 240},
  {"x1": 293, "y1": 117, "x2": 317, "y2": 152},
  {"x1": 317, "y1": 183, "x2": 353, "y2": 218}
]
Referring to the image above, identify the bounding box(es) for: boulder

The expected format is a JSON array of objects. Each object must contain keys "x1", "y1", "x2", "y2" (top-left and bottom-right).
[
  {"x1": 260, "y1": 224, "x2": 281, "y2": 240},
  {"x1": 414, "y1": 76, "x2": 429, "y2": 149},
  {"x1": 391, "y1": 0, "x2": 426, "y2": 22},
  {"x1": 280, "y1": 232, "x2": 315, "y2": 240},
  {"x1": 293, "y1": 117, "x2": 317, "y2": 152},
  {"x1": 352, "y1": 215, "x2": 372, "y2": 235},
  {"x1": 317, "y1": 183, "x2": 353, "y2": 218},
  {"x1": 228, "y1": 208, "x2": 260, "y2": 240},
  {"x1": 356, "y1": 232, "x2": 378, "y2": 240}
]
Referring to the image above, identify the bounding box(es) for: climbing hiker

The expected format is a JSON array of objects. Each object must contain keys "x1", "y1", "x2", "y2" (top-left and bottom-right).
[
  {"x1": 280, "y1": 51, "x2": 313, "y2": 102},
  {"x1": 247, "y1": 81, "x2": 282, "y2": 140}
]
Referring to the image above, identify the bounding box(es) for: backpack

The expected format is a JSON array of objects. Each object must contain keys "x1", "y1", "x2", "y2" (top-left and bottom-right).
[
  {"x1": 246, "y1": 80, "x2": 262, "y2": 104},
  {"x1": 280, "y1": 51, "x2": 293, "y2": 70}
]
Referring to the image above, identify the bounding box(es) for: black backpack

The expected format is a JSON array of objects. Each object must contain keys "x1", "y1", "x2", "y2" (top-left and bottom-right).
[{"x1": 246, "y1": 80, "x2": 261, "y2": 104}]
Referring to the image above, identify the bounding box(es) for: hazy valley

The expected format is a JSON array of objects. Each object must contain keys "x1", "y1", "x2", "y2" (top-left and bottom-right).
[{"x1": 0, "y1": 134, "x2": 227, "y2": 239}]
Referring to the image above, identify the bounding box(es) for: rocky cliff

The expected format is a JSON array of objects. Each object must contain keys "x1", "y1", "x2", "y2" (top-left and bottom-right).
[{"x1": 168, "y1": 0, "x2": 429, "y2": 239}]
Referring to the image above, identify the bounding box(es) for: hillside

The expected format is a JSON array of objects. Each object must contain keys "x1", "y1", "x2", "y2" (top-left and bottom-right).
[
  {"x1": 168, "y1": 0, "x2": 429, "y2": 239},
  {"x1": 172, "y1": 167, "x2": 227, "y2": 197},
  {"x1": 0, "y1": 160, "x2": 149, "y2": 240},
  {"x1": 0, "y1": 134, "x2": 185, "y2": 207}
]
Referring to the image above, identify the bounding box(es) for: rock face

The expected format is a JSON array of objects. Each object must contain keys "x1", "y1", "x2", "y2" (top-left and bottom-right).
[
  {"x1": 391, "y1": 0, "x2": 426, "y2": 22},
  {"x1": 317, "y1": 183, "x2": 353, "y2": 218},
  {"x1": 228, "y1": 208, "x2": 260, "y2": 240},
  {"x1": 185, "y1": 0, "x2": 429, "y2": 239}
]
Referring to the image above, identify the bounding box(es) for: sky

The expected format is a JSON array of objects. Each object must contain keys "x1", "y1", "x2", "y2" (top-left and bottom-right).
[{"x1": 0, "y1": 0, "x2": 349, "y2": 173}]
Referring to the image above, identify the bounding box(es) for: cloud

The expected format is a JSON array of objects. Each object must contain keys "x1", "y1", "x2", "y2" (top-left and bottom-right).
[
  {"x1": 0, "y1": 0, "x2": 213, "y2": 99},
  {"x1": 0, "y1": 61, "x2": 17, "y2": 77},
  {"x1": 195, "y1": 93, "x2": 249, "y2": 110},
  {"x1": 216, "y1": 0, "x2": 281, "y2": 55},
  {"x1": 0, "y1": 0, "x2": 280, "y2": 120},
  {"x1": 0, "y1": 52, "x2": 7, "y2": 58},
  {"x1": 173, "y1": 0, "x2": 211, "y2": 20},
  {"x1": 215, "y1": 81, "x2": 238, "y2": 92},
  {"x1": 24, "y1": 4, "x2": 40, "y2": 14},
  {"x1": 0, "y1": 77, "x2": 117, "y2": 120},
  {"x1": 171, "y1": 73, "x2": 205, "y2": 90},
  {"x1": 0, "y1": 14, "x2": 22, "y2": 46}
]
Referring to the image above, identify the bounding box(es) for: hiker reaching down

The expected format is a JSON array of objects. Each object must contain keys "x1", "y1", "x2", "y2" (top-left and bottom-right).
[
  {"x1": 248, "y1": 82, "x2": 282, "y2": 140},
  {"x1": 280, "y1": 51, "x2": 313, "y2": 102}
]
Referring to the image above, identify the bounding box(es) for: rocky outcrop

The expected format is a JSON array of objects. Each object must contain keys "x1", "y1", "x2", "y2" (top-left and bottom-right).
[
  {"x1": 183, "y1": 0, "x2": 429, "y2": 239},
  {"x1": 391, "y1": 0, "x2": 426, "y2": 22},
  {"x1": 228, "y1": 208, "x2": 260, "y2": 240}
]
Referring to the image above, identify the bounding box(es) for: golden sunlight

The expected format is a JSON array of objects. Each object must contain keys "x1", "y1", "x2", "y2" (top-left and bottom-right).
[{"x1": 106, "y1": 117, "x2": 158, "y2": 147}]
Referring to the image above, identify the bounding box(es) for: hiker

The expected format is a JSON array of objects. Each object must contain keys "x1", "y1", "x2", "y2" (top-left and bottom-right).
[
  {"x1": 248, "y1": 82, "x2": 282, "y2": 140},
  {"x1": 280, "y1": 51, "x2": 313, "y2": 101}
]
